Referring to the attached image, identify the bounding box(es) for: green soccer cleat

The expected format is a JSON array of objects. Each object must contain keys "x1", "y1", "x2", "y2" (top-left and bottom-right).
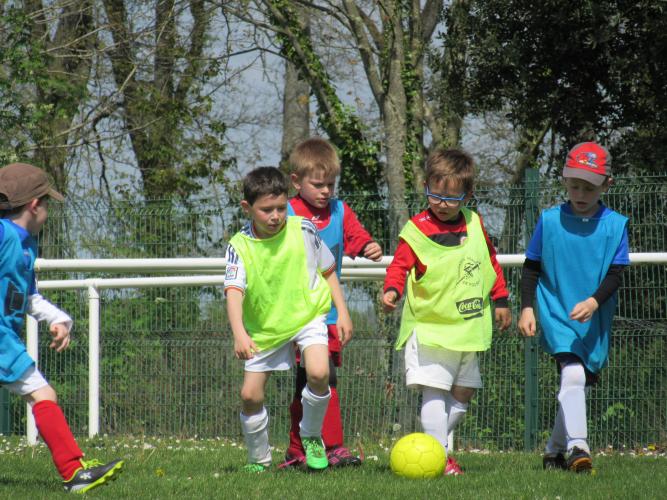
[
  {"x1": 63, "y1": 458, "x2": 124, "y2": 494},
  {"x1": 243, "y1": 463, "x2": 269, "y2": 473},
  {"x1": 302, "y1": 437, "x2": 328, "y2": 471}
]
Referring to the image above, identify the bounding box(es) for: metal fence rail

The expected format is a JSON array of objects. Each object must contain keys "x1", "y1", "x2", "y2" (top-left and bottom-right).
[{"x1": 0, "y1": 173, "x2": 665, "y2": 451}]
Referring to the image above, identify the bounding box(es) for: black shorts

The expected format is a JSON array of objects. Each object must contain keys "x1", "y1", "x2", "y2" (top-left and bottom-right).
[{"x1": 554, "y1": 353, "x2": 600, "y2": 387}]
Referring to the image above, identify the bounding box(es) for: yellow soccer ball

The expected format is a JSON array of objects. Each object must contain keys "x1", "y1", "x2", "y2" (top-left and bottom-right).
[{"x1": 390, "y1": 432, "x2": 446, "y2": 479}]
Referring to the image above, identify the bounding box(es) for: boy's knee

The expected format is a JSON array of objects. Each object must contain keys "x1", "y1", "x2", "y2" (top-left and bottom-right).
[
  {"x1": 306, "y1": 368, "x2": 330, "y2": 391},
  {"x1": 27, "y1": 385, "x2": 57, "y2": 405},
  {"x1": 240, "y1": 387, "x2": 264, "y2": 413}
]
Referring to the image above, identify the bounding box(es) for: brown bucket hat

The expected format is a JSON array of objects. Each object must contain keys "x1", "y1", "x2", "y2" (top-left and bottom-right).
[{"x1": 0, "y1": 163, "x2": 64, "y2": 210}]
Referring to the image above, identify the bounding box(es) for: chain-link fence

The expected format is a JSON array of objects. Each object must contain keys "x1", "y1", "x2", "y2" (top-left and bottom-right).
[{"x1": 1, "y1": 173, "x2": 665, "y2": 451}]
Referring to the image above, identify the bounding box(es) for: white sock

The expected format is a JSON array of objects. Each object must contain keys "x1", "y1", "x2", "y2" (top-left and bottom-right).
[
  {"x1": 420, "y1": 387, "x2": 448, "y2": 452},
  {"x1": 300, "y1": 384, "x2": 330, "y2": 438},
  {"x1": 445, "y1": 392, "x2": 469, "y2": 433},
  {"x1": 545, "y1": 406, "x2": 567, "y2": 454},
  {"x1": 240, "y1": 407, "x2": 272, "y2": 466},
  {"x1": 559, "y1": 363, "x2": 589, "y2": 454}
]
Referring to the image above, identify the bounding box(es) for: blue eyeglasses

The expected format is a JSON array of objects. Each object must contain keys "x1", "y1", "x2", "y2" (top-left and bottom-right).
[{"x1": 425, "y1": 186, "x2": 467, "y2": 205}]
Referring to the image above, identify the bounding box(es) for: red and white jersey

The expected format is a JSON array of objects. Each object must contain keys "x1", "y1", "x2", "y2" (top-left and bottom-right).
[{"x1": 384, "y1": 208, "x2": 509, "y2": 303}]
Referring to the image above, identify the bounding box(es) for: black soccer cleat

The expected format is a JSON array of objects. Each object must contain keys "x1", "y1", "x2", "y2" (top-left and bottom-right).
[
  {"x1": 63, "y1": 458, "x2": 124, "y2": 494},
  {"x1": 543, "y1": 452, "x2": 567, "y2": 470},
  {"x1": 566, "y1": 447, "x2": 592, "y2": 473}
]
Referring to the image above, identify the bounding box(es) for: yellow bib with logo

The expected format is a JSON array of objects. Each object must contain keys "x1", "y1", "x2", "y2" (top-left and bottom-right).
[
  {"x1": 229, "y1": 217, "x2": 331, "y2": 351},
  {"x1": 395, "y1": 208, "x2": 497, "y2": 351}
]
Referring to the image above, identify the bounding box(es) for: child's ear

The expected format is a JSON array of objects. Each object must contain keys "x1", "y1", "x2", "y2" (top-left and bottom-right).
[
  {"x1": 240, "y1": 200, "x2": 251, "y2": 214},
  {"x1": 464, "y1": 191, "x2": 473, "y2": 202},
  {"x1": 290, "y1": 173, "x2": 301, "y2": 190},
  {"x1": 28, "y1": 198, "x2": 40, "y2": 213}
]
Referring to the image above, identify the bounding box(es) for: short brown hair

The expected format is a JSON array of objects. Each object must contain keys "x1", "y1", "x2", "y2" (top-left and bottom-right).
[
  {"x1": 243, "y1": 166, "x2": 289, "y2": 205},
  {"x1": 289, "y1": 137, "x2": 341, "y2": 179},
  {"x1": 424, "y1": 148, "x2": 475, "y2": 193}
]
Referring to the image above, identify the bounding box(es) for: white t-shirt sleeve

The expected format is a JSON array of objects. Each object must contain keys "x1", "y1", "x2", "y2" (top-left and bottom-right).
[
  {"x1": 224, "y1": 242, "x2": 247, "y2": 295},
  {"x1": 28, "y1": 293, "x2": 73, "y2": 332}
]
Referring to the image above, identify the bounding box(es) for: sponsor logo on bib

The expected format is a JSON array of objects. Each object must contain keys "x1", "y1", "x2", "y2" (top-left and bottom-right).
[{"x1": 456, "y1": 297, "x2": 483, "y2": 319}]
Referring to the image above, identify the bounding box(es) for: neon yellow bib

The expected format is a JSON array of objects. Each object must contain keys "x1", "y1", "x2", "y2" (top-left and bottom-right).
[
  {"x1": 229, "y1": 217, "x2": 331, "y2": 351},
  {"x1": 396, "y1": 208, "x2": 497, "y2": 351}
]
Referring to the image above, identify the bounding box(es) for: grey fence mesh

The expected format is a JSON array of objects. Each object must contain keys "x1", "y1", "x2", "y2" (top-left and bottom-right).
[{"x1": 0, "y1": 174, "x2": 665, "y2": 451}]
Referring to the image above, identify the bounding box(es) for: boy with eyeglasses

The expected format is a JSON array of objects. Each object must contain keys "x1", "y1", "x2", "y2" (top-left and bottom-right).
[{"x1": 382, "y1": 148, "x2": 511, "y2": 475}]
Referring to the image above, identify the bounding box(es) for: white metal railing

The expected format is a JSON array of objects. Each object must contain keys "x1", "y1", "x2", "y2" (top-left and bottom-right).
[{"x1": 25, "y1": 253, "x2": 667, "y2": 443}]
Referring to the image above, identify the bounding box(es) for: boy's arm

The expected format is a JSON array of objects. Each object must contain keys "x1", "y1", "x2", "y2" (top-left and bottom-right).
[
  {"x1": 225, "y1": 288, "x2": 258, "y2": 359},
  {"x1": 479, "y1": 215, "x2": 509, "y2": 307},
  {"x1": 28, "y1": 292, "x2": 73, "y2": 352},
  {"x1": 382, "y1": 239, "x2": 417, "y2": 312},
  {"x1": 324, "y1": 270, "x2": 353, "y2": 346},
  {"x1": 518, "y1": 258, "x2": 540, "y2": 336},
  {"x1": 341, "y1": 201, "x2": 382, "y2": 261}
]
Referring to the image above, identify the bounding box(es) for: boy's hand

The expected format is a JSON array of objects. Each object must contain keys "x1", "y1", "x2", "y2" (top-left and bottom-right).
[
  {"x1": 494, "y1": 307, "x2": 512, "y2": 332},
  {"x1": 337, "y1": 312, "x2": 354, "y2": 347},
  {"x1": 570, "y1": 297, "x2": 598, "y2": 323},
  {"x1": 362, "y1": 242, "x2": 383, "y2": 262},
  {"x1": 382, "y1": 290, "x2": 399, "y2": 313},
  {"x1": 518, "y1": 308, "x2": 536, "y2": 337},
  {"x1": 49, "y1": 323, "x2": 71, "y2": 352},
  {"x1": 234, "y1": 331, "x2": 259, "y2": 360}
]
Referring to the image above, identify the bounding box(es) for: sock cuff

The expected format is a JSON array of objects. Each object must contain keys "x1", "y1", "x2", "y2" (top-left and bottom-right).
[
  {"x1": 240, "y1": 407, "x2": 268, "y2": 428},
  {"x1": 302, "y1": 385, "x2": 331, "y2": 403},
  {"x1": 32, "y1": 399, "x2": 59, "y2": 414}
]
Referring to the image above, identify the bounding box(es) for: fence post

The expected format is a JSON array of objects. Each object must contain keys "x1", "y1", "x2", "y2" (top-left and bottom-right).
[
  {"x1": 26, "y1": 315, "x2": 39, "y2": 444},
  {"x1": 88, "y1": 285, "x2": 100, "y2": 438},
  {"x1": 523, "y1": 168, "x2": 540, "y2": 450}
]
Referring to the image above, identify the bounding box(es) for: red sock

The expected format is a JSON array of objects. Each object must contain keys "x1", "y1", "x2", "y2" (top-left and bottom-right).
[
  {"x1": 322, "y1": 387, "x2": 344, "y2": 449},
  {"x1": 32, "y1": 400, "x2": 84, "y2": 480},
  {"x1": 286, "y1": 397, "x2": 305, "y2": 457}
]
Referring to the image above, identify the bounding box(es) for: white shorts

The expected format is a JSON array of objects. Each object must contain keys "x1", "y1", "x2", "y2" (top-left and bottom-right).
[
  {"x1": 404, "y1": 332, "x2": 483, "y2": 391},
  {"x1": 244, "y1": 315, "x2": 328, "y2": 373},
  {"x1": 2, "y1": 365, "x2": 49, "y2": 396}
]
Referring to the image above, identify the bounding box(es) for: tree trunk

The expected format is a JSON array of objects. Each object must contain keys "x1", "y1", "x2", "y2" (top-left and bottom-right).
[{"x1": 280, "y1": 60, "x2": 311, "y2": 169}]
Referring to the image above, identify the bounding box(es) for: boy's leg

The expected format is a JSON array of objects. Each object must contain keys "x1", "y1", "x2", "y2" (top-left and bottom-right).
[
  {"x1": 559, "y1": 363, "x2": 592, "y2": 472},
  {"x1": 420, "y1": 387, "x2": 448, "y2": 451},
  {"x1": 446, "y1": 386, "x2": 475, "y2": 433},
  {"x1": 240, "y1": 371, "x2": 272, "y2": 467},
  {"x1": 543, "y1": 406, "x2": 567, "y2": 469},
  {"x1": 19, "y1": 378, "x2": 124, "y2": 493},
  {"x1": 28, "y1": 385, "x2": 84, "y2": 480},
  {"x1": 300, "y1": 344, "x2": 331, "y2": 470},
  {"x1": 285, "y1": 364, "x2": 307, "y2": 462}
]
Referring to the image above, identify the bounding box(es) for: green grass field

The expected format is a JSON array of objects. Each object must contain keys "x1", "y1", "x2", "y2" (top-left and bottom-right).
[{"x1": 1, "y1": 436, "x2": 665, "y2": 499}]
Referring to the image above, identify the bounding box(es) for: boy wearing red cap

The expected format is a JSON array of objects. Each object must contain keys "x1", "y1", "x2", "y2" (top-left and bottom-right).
[
  {"x1": 518, "y1": 142, "x2": 630, "y2": 473},
  {"x1": 0, "y1": 163, "x2": 124, "y2": 493}
]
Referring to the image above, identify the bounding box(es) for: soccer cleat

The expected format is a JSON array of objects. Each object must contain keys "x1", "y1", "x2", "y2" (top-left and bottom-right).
[
  {"x1": 243, "y1": 463, "x2": 269, "y2": 473},
  {"x1": 302, "y1": 437, "x2": 328, "y2": 470},
  {"x1": 566, "y1": 447, "x2": 593, "y2": 473},
  {"x1": 326, "y1": 446, "x2": 362, "y2": 467},
  {"x1": 63, "y1": 458, "x2": 124, "y2": 494},
  {"x1": 543, "y1": 452, "x2": 567, "y2": 470},
  {"x1": 278, "y1": 453, "x2": 306, "y2": 470},
  {"x1": 444, "y1": 455, "x2": 463, "y2": 475}
]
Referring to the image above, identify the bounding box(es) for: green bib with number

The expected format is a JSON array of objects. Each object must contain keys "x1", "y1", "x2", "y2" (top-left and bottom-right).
[
  {"x1": 230, "y1": 216, "x2": 331, "y2": 351},
  {"x1": 396, "y1": 208, "x2": 497, "y2": 352}
]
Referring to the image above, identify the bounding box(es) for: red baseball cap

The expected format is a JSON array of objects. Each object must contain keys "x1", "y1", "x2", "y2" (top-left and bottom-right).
[
  {"x1": 0, "y1": 163, "x2": 64, "y2": 210},
  {"x1": 563, "y1": 142, "x2": 611, "y2": 186}
]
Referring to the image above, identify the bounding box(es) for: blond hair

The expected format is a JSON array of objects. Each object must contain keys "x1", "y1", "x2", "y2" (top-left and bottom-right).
[
  {"x1": 424, "y1": 148, "x2": 475, "y2": 193},
  {"x1": 289, "y1": 137, "x2": 341, "y2": 179}
]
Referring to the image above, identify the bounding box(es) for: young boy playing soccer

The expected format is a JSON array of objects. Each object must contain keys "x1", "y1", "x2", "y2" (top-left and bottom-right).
[
  {"x1": 382, "y1": 148, "x2": 511, "y2": 475},
  {"x1": 224, "y1": 166, "x2": 353, "y2": 472},
  {"x1": 518, "y1": 142, "x2": 629, "y2": 473},
  {"x1": 282, "y1": 137, "x2": 382, "y2": 468},
  {"x1": 0, "y1": 163, "x2": 124, "y2": 493}
]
